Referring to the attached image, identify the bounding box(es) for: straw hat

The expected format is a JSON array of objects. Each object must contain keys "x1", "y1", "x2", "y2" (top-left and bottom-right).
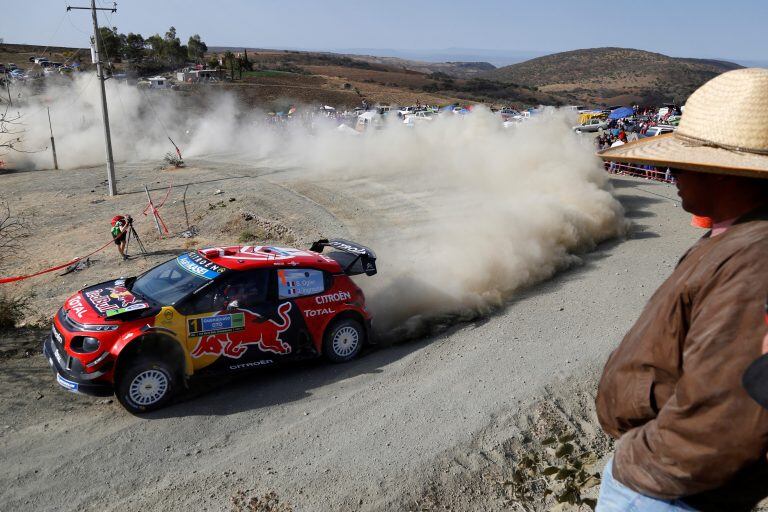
[{"x1": 598, "y1": 68, "x2": 768, "y2": 178}]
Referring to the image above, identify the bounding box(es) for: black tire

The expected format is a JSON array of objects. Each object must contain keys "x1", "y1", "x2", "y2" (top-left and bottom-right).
[
  {"x1": 115, "y1": 357, "x2": 177, "y2": 414},
  {"x1": 323, "y1": 318, "x2": 365, "y2": 363}
]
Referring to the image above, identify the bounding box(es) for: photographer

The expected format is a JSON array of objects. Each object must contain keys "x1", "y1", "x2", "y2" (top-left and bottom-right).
[{"x1": 110, "y1": 215, "x2": 131, "y2": 260}]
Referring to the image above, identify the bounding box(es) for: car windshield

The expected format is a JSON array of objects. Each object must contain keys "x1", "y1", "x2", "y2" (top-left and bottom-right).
[{"x1": 131, "y1": 255, "x2": 223, "y2": 305}]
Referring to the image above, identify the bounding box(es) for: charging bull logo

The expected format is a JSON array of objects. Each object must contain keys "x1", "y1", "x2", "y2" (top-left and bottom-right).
[
  {"x1": 191, "y1": 303, "x2": 293, "y2": 359},
  {"x1": 109, "y1": 286, "x2": 138, "y2": 307}
]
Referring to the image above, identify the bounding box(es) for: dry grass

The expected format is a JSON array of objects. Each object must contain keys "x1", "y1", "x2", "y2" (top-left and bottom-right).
[{"x1": 231, "y1": 490, "x2": 293, "y2": 512}]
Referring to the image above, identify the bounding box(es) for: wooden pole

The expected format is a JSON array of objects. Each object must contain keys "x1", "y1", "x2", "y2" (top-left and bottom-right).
[
  {"x1": 47, "y1": 107, "x2": 59, "y2": 170},
  {"x1": 144, "y1": 185, "x2": 163, "y2": 235},
  {"x1": 182, "y1": 184, "x2": 190, "y2": 230}
]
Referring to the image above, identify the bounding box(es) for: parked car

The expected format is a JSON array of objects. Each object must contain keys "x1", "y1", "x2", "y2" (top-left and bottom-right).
[
  {"x1": 573, "y1": 118, "x2": 609, "y2": 133},
  {"x1": 398, "y1": 106, "x2": 416, "y2": 117},
  {"x1": 44, "y1": 239, "x2": 377, "y2": 413},
  {"x1": 641, "y1": 125, "x2": 676, "y2": 138},
  {"x1": 403, "y1": 110, "x2": 434, "y2": 125}
]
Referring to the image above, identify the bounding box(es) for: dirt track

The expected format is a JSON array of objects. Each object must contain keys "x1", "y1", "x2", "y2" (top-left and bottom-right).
[{"x1": 0, "y1": 159, "x2": 697, "y2": 511}]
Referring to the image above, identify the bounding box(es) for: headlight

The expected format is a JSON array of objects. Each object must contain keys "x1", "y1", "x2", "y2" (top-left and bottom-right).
[{"x1": 71, "y1": 336, "x2": 101, "y2": 353}]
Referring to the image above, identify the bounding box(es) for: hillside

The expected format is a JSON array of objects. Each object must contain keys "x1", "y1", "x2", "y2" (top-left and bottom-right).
[
  {"x1": 337, "y1": 54, "x2": 496, "y2": 79},
  {"x1": 1, "y1": 43, "x2": 553, "y2": 109},
  {"x1": 209, "y1": 46, "x2": 497, "y2": 78},
  {"x1": 485, "y1": 47, "x2": 743, "y2": 106}
]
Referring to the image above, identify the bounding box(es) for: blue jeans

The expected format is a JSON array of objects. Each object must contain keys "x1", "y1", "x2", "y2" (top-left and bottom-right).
[{"x1": 596, "y1": 457, "x2": 698, "y2": 511}]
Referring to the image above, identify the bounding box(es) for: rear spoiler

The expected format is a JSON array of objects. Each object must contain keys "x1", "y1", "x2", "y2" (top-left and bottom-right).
[{"x1": 310, "y1": 239, "x2": 377, "y2": 276}]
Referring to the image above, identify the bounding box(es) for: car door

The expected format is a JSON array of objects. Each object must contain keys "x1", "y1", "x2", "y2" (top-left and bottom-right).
[
  {"x1": 274, "y1": 268, "x2": 330, "y2": 353},
  {"x1": 180, "y1": 269, "x2": 292, "y2": 373}
]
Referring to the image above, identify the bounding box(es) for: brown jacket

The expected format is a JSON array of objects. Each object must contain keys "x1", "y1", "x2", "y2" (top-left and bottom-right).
[{"x1": 596, "y1": 210, "x2": 768, "y2": 508}]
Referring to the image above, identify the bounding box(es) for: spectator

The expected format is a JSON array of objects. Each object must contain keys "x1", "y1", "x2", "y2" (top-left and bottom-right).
[{"x1": 595, "y1": 68, "x2": 768, "y2": 511}]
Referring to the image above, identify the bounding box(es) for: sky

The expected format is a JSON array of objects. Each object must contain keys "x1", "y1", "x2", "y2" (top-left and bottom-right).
[{"x1": 3, "y1": 0, "x2": 768, "y2": 66}]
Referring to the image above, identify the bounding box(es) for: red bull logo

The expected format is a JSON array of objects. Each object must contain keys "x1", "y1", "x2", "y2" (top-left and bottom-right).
[
  {"x1": 191, "y1": 303, "x2": 293, "y2": 358},
  {"x1": 109, "y1": 286, "x2": 138, "y2": 307}
]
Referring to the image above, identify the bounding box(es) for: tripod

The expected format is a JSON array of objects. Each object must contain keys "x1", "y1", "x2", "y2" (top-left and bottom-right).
[{"x1": 124, "y1": 221, "x2": 147, "y2": 258}]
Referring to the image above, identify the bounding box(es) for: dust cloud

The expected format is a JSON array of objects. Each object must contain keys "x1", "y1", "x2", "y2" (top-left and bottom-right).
[
  {"x1": 293, "y1": 111, "x2": 626, "y2": 337},
  {"x1": 6, "y1": 77, "x2": 625, "y2": 337},
  {"x1": 4, "y1": 75, "x2": 279, "y2": 170}
]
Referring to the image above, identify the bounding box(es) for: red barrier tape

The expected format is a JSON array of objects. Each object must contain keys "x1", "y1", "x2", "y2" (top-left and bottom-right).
[
  {"x1": 0, "y1": 225, "x2": 127, "y2": 285},
  {"x1": 1, "y1": 180, "x2": 175, "y2": 285},
  {"x1": 142, "y1": 179, "x2": 174, "y2": 213},
  {"x1": 142, "y1": 180, "x2": 172, "y2": 235}
]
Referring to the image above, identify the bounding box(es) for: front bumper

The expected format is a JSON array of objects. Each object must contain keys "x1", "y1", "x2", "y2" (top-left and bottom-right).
[{"x1": 43, "y1": 334, "x2": 113, "y2": 397}]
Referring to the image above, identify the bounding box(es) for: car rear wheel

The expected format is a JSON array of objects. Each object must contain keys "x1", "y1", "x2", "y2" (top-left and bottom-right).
[
  {"x1": 323, "y1": 318, "x2": 364, "y2": 363},
  {"x1": 116, "y1": 357, "x2": 177, "y2": 414}
]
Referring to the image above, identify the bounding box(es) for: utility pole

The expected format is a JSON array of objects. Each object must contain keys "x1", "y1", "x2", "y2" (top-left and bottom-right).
[{"x1": 66, "y1": 1, "x2": 117, "y2": 196}]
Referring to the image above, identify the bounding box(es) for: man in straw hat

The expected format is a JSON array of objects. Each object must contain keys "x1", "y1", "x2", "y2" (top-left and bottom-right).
[{"x1": 594, "y1": 68, "x2": 768, "y2": 511}]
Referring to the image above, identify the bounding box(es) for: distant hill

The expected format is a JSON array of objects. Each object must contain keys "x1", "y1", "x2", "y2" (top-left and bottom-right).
[{"x1": 484, "y1": 47, "x2": 743, "y2": 106}]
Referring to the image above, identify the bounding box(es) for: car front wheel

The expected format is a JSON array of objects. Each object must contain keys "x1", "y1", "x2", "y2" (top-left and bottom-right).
[
  {"x1": 116, "y1": 357, "x2": 177, "y2": 414},
  {"x1": 323, "y1": 318, "x2": 364, "y2": 363}
]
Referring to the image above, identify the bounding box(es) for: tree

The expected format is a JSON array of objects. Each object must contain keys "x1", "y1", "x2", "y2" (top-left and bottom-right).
[
  {"x1": 237, "y1": 55, "x2": 249, "y2": 78},
  {"x1": 146, "y1": 34, "x2": 164, "y2": 61},
  {"x1": 98, "y1": 26, "x2": 122, "y2": 62},
  {"x1": 123, "y1": 33, "x2": 145, "y2": 62},
  {"x1": 0, "y1": 106, "x2": 24, "y2": 155},
  {"x1": 187, "y1": 34, "x2": 208, "y2": 63},
  {"x1": 162, "y1": 26, "x2": 187, "y2": 67},
  {"x1": 223, "y1": 51, "x2": 236, "y2": 79},
  {"x1": 0, "y1": 198, "x2": 26, "y2": 255}
]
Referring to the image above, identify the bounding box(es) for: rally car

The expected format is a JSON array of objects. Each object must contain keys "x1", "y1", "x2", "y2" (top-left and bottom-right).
[{"x1": 44, "y1": 239, "x2": 377, "y2": 413}]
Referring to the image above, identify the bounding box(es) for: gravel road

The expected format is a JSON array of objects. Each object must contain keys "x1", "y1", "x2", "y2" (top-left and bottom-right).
[{"x1": 0, "y1": 163, "x2": 697, "y2": 511}]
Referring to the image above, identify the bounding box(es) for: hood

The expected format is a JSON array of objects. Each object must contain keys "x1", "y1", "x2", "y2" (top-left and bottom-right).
[{"x1": 64, "y1": 279, "x2": 151, "y2": 322}]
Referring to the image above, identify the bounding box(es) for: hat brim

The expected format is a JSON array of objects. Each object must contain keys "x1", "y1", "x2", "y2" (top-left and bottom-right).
[{"x1": 598, "y1": 133, "x2": 768, "y2": 179}]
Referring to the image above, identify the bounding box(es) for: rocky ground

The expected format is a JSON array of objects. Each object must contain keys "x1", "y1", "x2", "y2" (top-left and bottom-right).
[{"x1": 0, "y1": 155, "x2": 700, "y2": 511}]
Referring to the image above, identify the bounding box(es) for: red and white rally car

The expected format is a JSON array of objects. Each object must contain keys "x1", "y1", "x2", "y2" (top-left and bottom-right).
[{"x1": 44, "y1": 239, "x2": 376, "y2": 413}]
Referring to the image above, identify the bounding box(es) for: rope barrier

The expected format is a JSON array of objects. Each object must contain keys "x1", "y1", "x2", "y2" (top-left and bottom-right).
[
  {"x1": 142, "y1": 179, "x2": 173, "y2": 234},
  {"x1": 0, "y1": 223, "x2": 128, "y2": 285},
  {"x1": 0, "y1": 176, "x2": 174, "y2": 284}
]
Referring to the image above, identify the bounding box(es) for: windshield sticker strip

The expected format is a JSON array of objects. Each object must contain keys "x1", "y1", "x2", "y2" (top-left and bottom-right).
[
  {"x1": 188, "y1": 313, "x2": 245, "y2": 337},
  {"x1": 105, "y1": 303, "x2": 149, "y2": 317},
  {"x1": 176, "y1": 253, "x2": 225, "y2": 280}
]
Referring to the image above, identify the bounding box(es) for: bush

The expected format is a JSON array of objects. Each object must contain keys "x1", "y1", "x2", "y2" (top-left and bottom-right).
[
  {"x1": 0, "y1": 294, "x2": 27, "y2": 329},
  {"x1": 237, "y1": 230, "x2": 256, "y2": 243},
  {"x1": 163, "y1": 151, "x2": 184, "y2": 168}
]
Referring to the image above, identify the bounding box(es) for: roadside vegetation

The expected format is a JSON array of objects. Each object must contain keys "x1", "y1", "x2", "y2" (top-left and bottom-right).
[
  {"x1": 95, "y1": 25, "x2": 209, "y2": 75},
  {"x1": 0, "y1": 199, "x2": 28, "y2": 329}
]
